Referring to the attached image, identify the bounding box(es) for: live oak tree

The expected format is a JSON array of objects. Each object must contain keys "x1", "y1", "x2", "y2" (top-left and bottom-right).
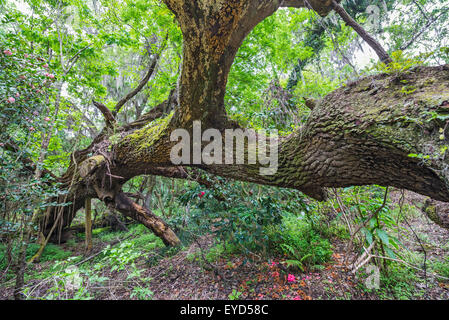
[{"x1": 25, "y1": 0, "x2": 449, "y2": 249}]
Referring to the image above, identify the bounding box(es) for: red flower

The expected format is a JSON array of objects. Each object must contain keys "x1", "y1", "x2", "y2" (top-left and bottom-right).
[
  {"x1": 288, "y1": 274, "x2": 296, "y2": 283},
  {"x1": 198, "y1": 191, "x2": 206, "y2": 199}
]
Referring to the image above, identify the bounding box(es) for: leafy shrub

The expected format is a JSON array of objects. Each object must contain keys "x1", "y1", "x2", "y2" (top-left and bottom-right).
[
  {"x1": 173, "y1": 176, "x2": 327, "y2": 262},
  {"x1": 27, "y1": 243, "x2": 72, "y2": 262},
  {"x1": 430, "y1": 258, "x2": 449, "y2": 278},
  {"x1": 205, "y1": 243, "x2": 226, "y2": 263},
  {"x1": 271, "y1": 214, "x2": 333, "y2": 269},
  {"x1": 102, "y1": 241, "x2": 142, "y2": 272},
  {"x1": 377, "y1": 263, "x2": 424, "y2": 300},
  {"x1": 336, "y1": 186, "x2": 403, "y2": 260}
]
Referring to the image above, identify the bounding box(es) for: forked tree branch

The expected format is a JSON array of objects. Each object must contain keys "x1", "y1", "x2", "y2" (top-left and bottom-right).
[
  {"x1": 400, "y1": 8, "x2": 449, "y2": 51},
  {"x1": 113, "y1": 54, "x2": 159, "y2": 116},
  {"x1": 92, "y1": 99, "x2": 116, "y2": 128},
  {"x1": 91, "y1": 55, "x2": 159, "y2": 129},
  {"x1": 92, "y1": 33, "x2": 168, "y2": 128}
]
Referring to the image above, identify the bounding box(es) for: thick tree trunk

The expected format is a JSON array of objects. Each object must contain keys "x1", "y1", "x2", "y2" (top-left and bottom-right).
[
  {"x1": 40, "y1": 0, "x2": 449, "y2": 246},
  {"x1": 422, "y1": 199, "x2": 449, "y2": 230}
]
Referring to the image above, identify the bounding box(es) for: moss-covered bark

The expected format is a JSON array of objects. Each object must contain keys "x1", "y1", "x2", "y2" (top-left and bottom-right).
[
  {"x1": 40, "y1": 0, "x2": 449, "y2": 246},
  {"x1": 276, "y1": 65, "x2": 449, "y2": 201}
]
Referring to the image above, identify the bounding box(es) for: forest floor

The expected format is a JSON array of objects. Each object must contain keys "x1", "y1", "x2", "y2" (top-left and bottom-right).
[
  {"x1": 1, "y1": 192, "x2": 449, "y2": 300},
  {"x1": 109, "y1": 223, "x2": 449, "y2": 301},
  {"x1": 133, "y1": 237, "x2": 372, "y2": 300},
  {"x1": 0, "y1": 237, "x2": 382, "y2": 300}
]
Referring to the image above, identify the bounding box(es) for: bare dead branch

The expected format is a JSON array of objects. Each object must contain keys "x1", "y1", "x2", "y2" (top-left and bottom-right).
[{"x1": 92, "y1": 99, "x2": 116, "y2": 128}]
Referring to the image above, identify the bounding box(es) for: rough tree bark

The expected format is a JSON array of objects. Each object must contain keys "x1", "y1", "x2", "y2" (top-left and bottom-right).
[
  {"x1": 85, "y1": 197, "x2": 92, "y2": 252},
  {"x1": 39, "y1": 0, "x2": 449, "y2": 246}
]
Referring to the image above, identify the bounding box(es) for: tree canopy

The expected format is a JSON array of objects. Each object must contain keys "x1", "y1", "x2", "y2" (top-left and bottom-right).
[{"x1": 1, "y1": 0, "x2": 449, "y2": 301}]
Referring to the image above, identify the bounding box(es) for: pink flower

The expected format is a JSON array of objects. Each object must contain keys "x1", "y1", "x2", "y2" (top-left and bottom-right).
[
  {"x1": 15, "y1": 93, "x2": 20, "y2": 98},
  {"x1": 271, "y1": 261, "x2": 278, "y2": 267},
  {"x1": 43, "y1": 63, "x2": 48, "y2": 68},
  {"x1": 47, "y1": 73, "x2": 55, "y2": 79},
  {"x1": 44, "y1": 117, "x2": 50, "y2": 122},
  {"x1": 33, "y1": 111, "x2": 39, "y2": 116},
  {"x1": 29, "y1": 127, "x2": 35, "y2": 131},
  {"x1": 3, "y1": 49, "x2": 12, "y2": 56},
  {"x1": 287, "y1": 274, "x2": 296, "y2": 283},
  {"x1": 293, "y1": 296, "x2": 302, "y2": 300},
  {"x1": 7, "y1": 97, "x2": 15, "y2": 103},
  {"x1": 24, "y1": 54, "x2": 29, "y2": 58}
]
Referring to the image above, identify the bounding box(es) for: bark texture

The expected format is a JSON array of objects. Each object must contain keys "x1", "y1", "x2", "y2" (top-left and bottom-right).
[{"x1": 39, "y1": 0, "x2": 449, "y2": 246}]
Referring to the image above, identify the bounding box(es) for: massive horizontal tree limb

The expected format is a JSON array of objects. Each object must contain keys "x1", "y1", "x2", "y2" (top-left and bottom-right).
[
  {"x1": 39, "y1": 0, "x2": 449, "y2": 246},
  {"x1": 109, "y1": 55, "x2": 449, "y2": 202},
  {"x1": 44, "y1": 64, "x2": 449, "y2": 241}
]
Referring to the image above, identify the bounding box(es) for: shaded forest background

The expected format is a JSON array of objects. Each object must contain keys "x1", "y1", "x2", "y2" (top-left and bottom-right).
[{"x1": 1, "y1": 0, "x2": 449, "y2": 300}]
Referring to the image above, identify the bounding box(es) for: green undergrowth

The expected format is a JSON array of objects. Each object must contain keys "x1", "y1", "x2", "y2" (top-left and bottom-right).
[
  {"x1": 0, "y1": 221, "x2": 171, "y2": 299},
  {"x1": 2, "y1": 183, "x2": 449, "y2": 300},
  {"x1": 0, "y1": 242, "x2": 72, "y2": 281}
]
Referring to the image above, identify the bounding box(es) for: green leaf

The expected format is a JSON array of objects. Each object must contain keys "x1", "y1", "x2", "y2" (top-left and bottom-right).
[
  {"x1": 362, "y1": 228, "x2": 373, "y2": 245},
  {"x1": 385, "y1": 247, "x2": 396, "y2": 259},
  {"x1": 376, "y1": 229, "x2": 390, "y2": 245}
]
